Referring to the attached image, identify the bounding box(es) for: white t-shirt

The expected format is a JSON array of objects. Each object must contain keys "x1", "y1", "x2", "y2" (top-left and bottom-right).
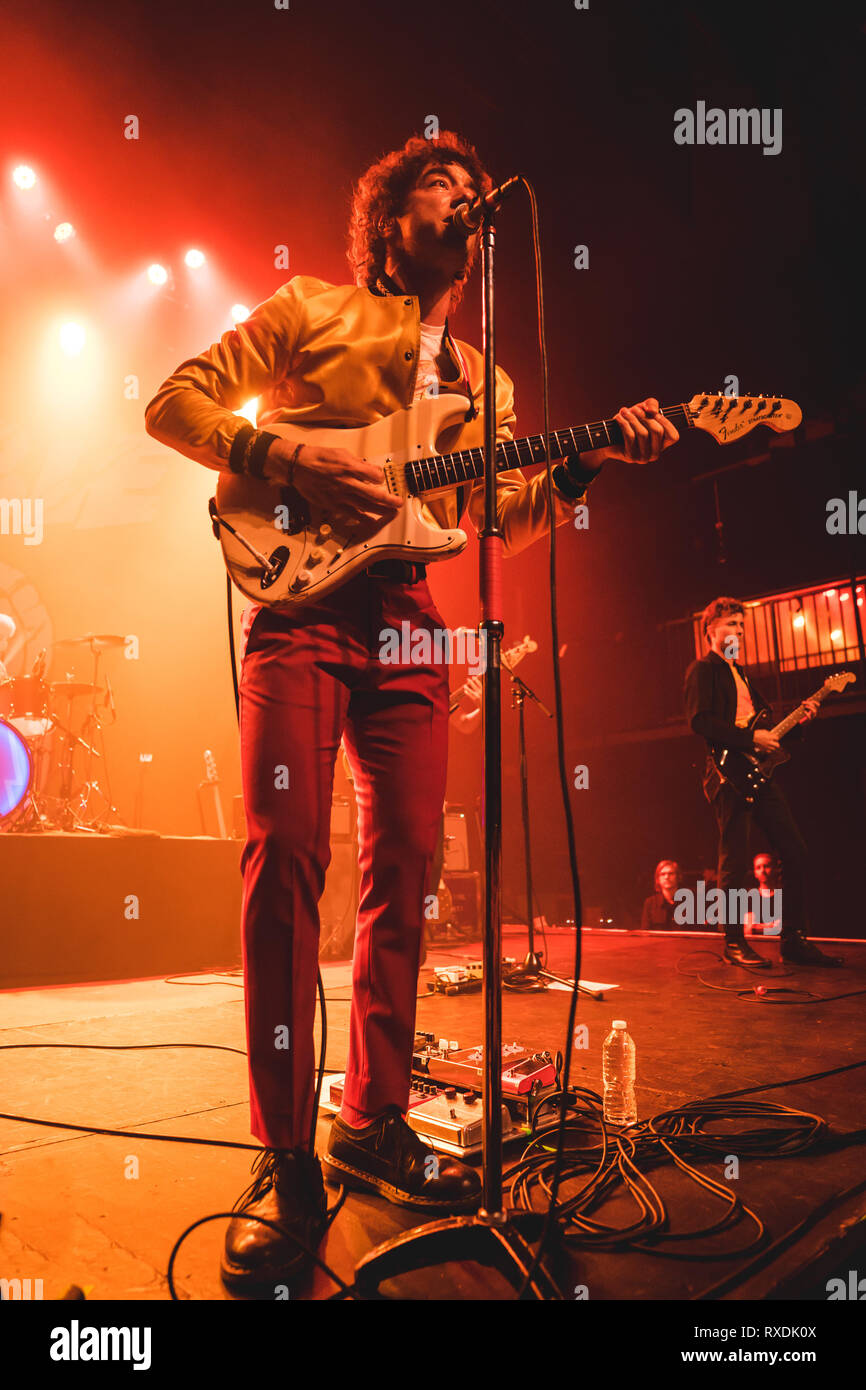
[{"x1": 413, "y1": 321, "x2": 446, "y2": 401}]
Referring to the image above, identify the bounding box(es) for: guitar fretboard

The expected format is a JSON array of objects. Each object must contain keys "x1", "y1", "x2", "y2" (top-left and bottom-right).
[
  {"x1": 405, "y1": 403, "x2": 693, "y2": 496},
  {"x1": 772, "y1": 689, "x2": 828, "y2": 740}
]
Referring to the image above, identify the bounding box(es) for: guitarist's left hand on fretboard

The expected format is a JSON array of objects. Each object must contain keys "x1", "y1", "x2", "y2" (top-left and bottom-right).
[{"x1": 590, "y1": 397, "x2": 680, "y2": 466}]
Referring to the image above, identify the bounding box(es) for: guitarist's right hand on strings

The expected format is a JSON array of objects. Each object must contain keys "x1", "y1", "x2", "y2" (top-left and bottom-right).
[
  {"x1": 753, "y1": 729, "x2": 781, "y2": 752},
  {"x1": 264, "y1": 438, "x2": 404, "y2": 525}
]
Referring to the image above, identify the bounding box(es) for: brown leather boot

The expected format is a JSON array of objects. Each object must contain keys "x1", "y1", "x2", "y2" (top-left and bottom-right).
[{"x1": 221, "y1": 1147, "x2": 327, "y2": 1296}]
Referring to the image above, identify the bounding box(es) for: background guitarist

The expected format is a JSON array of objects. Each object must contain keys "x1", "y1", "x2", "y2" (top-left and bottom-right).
[
  {"x1": 684, "y1": 596, "x2": 842, "y2": 970},
  {"x1": 145, "y1": 129, "x2": 678, "y2": 1295}
]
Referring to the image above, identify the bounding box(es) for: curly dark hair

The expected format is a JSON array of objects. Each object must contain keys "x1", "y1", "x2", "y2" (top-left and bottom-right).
[
  {"x1": 347, "y1": 131, "x2": 492, "y2": 301},
  {"x1": 701, "y1": 596, "x2": 745, "y2": 639}
]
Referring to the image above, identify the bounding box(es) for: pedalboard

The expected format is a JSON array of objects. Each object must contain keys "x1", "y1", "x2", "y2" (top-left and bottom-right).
[
  {"x1": 406, "y1": 1091, "x2": 513, "y2": 1155},
  {"x1": 319, "y1": 1035, "x2": 561, "y2": 1157},
  {"x1": 323, "y1": 1076, "x2": 439, "y2": 1113},
  {"x1": 426, "y1": 957, "x2": 517, "y2": 995},
  {"x1": 412, "y1": 1033, "x2": 557, "y2": 1096}
]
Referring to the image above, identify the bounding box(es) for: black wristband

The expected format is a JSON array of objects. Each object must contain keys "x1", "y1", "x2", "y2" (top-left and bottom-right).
[
  {"x1": 247, "y1": 430, "x2": 280, "y2": 479},
  {"x1": 564, "y1": 454, "x2": 605, "y2": 486},
  {"x1": 552, "y1": 463, "x2": 587, "y2": 500},
  {"x1": 228, "y1": 424, "x2": 256, "y2": 475}
]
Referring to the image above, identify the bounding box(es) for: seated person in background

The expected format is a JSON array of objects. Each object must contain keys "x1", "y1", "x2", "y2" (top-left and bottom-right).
[
  {"x1": 744, "y1": 851, "x2": 783, "y2": 937},
  {"x1": 641, "y1": 860, "x2": 682, "y2": 930}
]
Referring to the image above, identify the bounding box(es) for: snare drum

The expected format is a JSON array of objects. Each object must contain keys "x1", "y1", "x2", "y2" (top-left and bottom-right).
[
  {"x1": 0, "y1": 675, "x2": 52, "y2": 740},
  {"x1": 0, "y1": 718, "x2": 33, "y2": 826}
]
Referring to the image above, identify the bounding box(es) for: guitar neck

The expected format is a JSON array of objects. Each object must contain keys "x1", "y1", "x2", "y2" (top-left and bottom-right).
[
  {"x1": 407, "y1": 403, "x2": 693, "y2": 496},
  {"x1": 771, "y1": 687, "x2": 828, "y2": 741}
]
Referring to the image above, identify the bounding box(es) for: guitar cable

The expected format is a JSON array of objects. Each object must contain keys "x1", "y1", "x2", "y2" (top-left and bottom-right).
[
  {"x1": 512, "y1": 174, "x2": 586, "y2": 1297},
  {"x1": 676, "y1": 947, "x2": 866, "y2": 1004}
]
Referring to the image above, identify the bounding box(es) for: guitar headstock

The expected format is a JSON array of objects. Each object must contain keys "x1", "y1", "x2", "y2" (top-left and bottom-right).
[
  {"x1": 820, "y1": 671, "x2": 856, "y2": 696},
  {"x1": 502, "y1": 634, "x2": 538, "y2": 671},
  {"x1": 687, "y1": 393, "x2": 802, "y2": 444}
]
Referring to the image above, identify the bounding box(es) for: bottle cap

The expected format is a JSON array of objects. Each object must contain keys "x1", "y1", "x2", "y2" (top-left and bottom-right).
[{"x1": 612, "y1": 1019, "x2": 627, "y2": 1030}]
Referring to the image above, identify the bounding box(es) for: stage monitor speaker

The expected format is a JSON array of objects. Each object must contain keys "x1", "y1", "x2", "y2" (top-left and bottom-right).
[
  {"x1": 443, "y1": 808, "x2": 470, "y2": 871},
  {"x1": 443, "y1": 870, "x2": 481, "y2": 935}
]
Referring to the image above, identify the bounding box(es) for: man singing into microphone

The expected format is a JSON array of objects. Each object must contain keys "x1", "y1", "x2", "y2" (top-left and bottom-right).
[{"x1": 145, "y1": 130, "x2": 678, "y2": 1295}]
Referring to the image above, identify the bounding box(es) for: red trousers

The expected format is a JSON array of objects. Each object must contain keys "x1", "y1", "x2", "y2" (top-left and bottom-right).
[{"x1": 238, "y1": 570, "x2": 449, "y2": 1149}]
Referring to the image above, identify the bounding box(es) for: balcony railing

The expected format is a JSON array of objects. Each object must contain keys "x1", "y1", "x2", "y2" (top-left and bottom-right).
[{"x1": 657, "y1": 576, "x2": 865, "y2": 725}]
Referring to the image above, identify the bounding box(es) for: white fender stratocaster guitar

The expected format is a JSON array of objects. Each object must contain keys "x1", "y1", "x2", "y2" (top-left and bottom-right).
[{"x1": 211, "y1": 392, "x2": 802, "y2": 608}]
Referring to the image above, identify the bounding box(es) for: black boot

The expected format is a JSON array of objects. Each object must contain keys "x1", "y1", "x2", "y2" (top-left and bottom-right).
[
  {"x1": 221, "y1": 1147, "x2": 328, "y2": 1296},
  {"x1": 723, "y1": 937, "x2": 771, "y2": 968},
  {"x1": 781, "y1": 932, "x2": 844, "y2": 967},
  {"x1": 323, "y1": 1108, "x2": 481, "y2": 1212}
]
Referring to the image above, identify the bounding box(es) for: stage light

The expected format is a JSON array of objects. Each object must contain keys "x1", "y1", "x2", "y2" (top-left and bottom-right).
[
  {"x1": 147, "y1": 263, "x2": 169, "y2": 286},
  {"x1": 237, "y1": 398, "x2": 258, "y2": 426},
  {"x1": 823, "y1": 589, "x2": 836, "y2": 598},
  {"x1": 59, "y1": 322, "x2": 86, "y2": 356},
  {"x1": 231, "y1": 303, "x2": 250, "y2": 323},
  {"x1": 840, "y1": 592, "x2": 850, "y2": 601},
  {"x1": 830, "y1": 629, "x2": 843, "y2": 644},
  {"x1": 13, "y1": 165, "x2": 37, "y2": 190},
  {"x1": 792, "y1": 613, "x2": 805, "y2": 630},
  {"x1": 184, "y1": 248, "x2": 206, "y2": 269},
  {"x1": 54, "y1": 222, "x2": 76, "y2": 243}
]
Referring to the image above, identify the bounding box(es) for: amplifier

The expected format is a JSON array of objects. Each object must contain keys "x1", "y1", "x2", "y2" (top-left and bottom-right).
[
  {"x1": 442, "y1": 808, "x2": 470, "y2": 871},
  {"x1": 231, "y1": 792, "x2": 354, "y2": 842},
  {"x1": 442, "y1": 870, "x2": 481, "y2": 934}
]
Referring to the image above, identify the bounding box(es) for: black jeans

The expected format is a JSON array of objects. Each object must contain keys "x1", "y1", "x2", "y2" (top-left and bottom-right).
[{"x1": 712, "y1": 779, "x2": 809, "y2": 941}]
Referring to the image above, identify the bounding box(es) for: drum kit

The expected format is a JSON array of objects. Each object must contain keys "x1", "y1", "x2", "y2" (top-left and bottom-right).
[{"x1": 0, "y1": 633, "x2": 125, "y2": 833}]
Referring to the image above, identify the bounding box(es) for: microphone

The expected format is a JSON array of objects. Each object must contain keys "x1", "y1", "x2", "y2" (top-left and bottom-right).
[{"x1": 451, "y1": 174, "x2": 520, "y2": 234}]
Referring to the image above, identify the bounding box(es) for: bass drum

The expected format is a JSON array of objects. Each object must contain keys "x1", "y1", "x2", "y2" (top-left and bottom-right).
[{"x1": 0, "y1": 718, "x2": 33, "y2": 827}]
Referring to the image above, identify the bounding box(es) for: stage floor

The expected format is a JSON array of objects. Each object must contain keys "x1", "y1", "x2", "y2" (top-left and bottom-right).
[{"x1": 2, "y1": 928, "x2": 865, "y2": 1301}]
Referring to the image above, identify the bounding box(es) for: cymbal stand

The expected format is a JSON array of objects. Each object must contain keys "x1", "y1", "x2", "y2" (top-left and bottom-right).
[{"x1": 78, "y1": 639, "x2": 123, "y2": 829}]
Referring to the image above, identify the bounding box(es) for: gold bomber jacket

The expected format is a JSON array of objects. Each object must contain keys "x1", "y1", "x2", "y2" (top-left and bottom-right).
[{"x1": 144, "y1": 274, "x2": 578, "y2": 554}]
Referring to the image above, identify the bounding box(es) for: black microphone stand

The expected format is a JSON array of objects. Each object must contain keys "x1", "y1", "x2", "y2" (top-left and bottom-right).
[
  {"x1": 355, "y1": 201, "x2": 562, "y2": 1299},
  {"x1": 507, "y1": 666, "x2": 552, "y2": 984}
]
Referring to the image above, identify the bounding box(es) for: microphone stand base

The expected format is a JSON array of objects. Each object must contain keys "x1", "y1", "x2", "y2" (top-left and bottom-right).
[{"x1": 353, "y1": 1209, "x2": 563, "y2": 1300}]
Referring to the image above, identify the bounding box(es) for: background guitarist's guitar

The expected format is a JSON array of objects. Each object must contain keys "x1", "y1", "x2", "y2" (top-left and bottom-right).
[
  {"x1": 212, "y1": 392, "x2": 802, "y2": 608},
  {"x1": 448, "y1": 633, "x2": 537, "y2": 713},
  {"x1": 712, "y1": 671, "x2": 855, "y2": 802}
]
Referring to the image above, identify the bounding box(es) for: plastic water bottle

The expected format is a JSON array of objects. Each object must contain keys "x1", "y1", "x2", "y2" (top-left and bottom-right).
[{"x1": 602, "y1": 1020, "x2": 637, "y2": 1126}]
